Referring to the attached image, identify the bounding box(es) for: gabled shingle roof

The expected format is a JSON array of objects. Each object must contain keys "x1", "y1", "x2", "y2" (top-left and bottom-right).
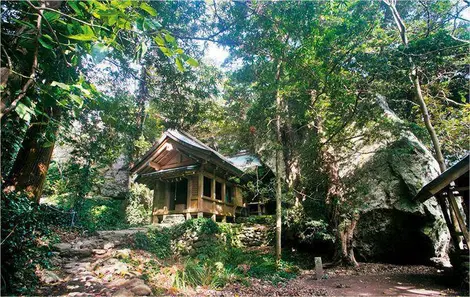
[{"x1": 131, "y1": 129, "x2": 243, "y2": 176}]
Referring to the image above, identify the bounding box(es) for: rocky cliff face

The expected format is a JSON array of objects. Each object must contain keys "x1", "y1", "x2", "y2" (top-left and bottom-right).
[
  {"x1": 338, "y1": 97, "x2": 449, "y2": 264},
  {"x1": 52, "y1": 146, "x2": 130, "y2": 199},
  {"x1": 99, "y1": 154, "x2": 130, "y2": 199}
]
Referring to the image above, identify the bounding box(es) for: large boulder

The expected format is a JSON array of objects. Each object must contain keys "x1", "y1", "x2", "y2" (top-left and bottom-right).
[
  {"x1": 338, "y1": 96, "x2": 449, "y2": 264},
  {"x1": 99, "y1": 154, "x2": 130, "y2": 198},
  {"x1": 52, "y1": 146, "x2": 129, "y2": 199}
]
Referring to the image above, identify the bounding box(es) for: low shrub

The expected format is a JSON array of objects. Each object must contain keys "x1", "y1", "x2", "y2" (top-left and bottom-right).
[
  {"x1": 171, "y1": 217, "x2": 220, "y2": 238},
  {"x1": 134, "y1": 228, "x2": 172, "y2": 259},
  {"x1": 126, "y1": 183, "x2": 153, "y2": 226},
  {"x1": 133, "y1": 218, "x2": 300, "y2": 290},
  {"x1": 77, "y1": 198, "x2": 128, "y2": 232},
  {"x1": 173, "y1": 259, "x2": 205, "y2": 289},
  {"x1": 283, "y1": 204, "x2": 334, "y2": 245},
  {"x1": 1, "y1": 192, "x2": 70, "y2": 295}
]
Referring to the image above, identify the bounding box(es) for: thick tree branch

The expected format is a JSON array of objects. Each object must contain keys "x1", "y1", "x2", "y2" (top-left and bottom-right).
[{"x1": 382, "y1": 0, "x2": 446, "y2": 173}]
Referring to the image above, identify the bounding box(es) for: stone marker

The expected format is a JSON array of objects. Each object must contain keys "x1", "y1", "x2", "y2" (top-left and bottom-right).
[{"x1": 315, "y1": 257, "x2": 323, "y2": 280}]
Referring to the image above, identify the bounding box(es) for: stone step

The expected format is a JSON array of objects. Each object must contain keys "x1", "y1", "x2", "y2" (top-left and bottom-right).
[{"x1": 161, "y1": 214, "x2": 186, "y2": 225}]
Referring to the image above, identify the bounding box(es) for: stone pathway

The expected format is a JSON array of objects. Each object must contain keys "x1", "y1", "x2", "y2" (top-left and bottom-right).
[{"x1": 37, "y1": 228, "x2": 154, "y2": 297}]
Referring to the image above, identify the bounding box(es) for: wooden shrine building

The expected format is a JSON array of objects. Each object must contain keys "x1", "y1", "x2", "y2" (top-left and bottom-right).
[{"x1": 131, "y1": 129, "x2": 256, "y2": 223}]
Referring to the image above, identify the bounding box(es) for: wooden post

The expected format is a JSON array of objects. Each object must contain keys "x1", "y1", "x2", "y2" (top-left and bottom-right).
[
  {"x1": 211, "y1": 213, "x2": 216, "y2": 222},
  {"x1": 186, "y1": 213, "x2": 191, "y2": 220},
  {"x1": 197, "y1": 212, "x2": 203, "y2": 218},
  {"x1": 222, "y1": 182, "x2": 226, "y2": 203},
  {"x1": 222, "y1": 216, "x2": 227, "y2": 223},
  {"x1": 152, "y1": 181, "x2": 160, "y2": 224},
  {"x1": 211, "y1": 178, "x2": 216, "y2": 214},
  {"x1": 437, "y1": 194, "x2": 461, "y2": 249},
  {"x1": 315, "y1": 257, "x2": 323, "y2": 280},
  {"x1": 447, "y1": 189, "x2": 470, "y2": 245},
  {"x1": 198, "y1": 173, "x2": 203, "y2": 212}
]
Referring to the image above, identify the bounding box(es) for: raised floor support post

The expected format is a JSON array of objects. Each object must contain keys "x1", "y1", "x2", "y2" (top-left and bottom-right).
[{"x1": 197, "y1": 212, "x2": 203, "y2": 218}]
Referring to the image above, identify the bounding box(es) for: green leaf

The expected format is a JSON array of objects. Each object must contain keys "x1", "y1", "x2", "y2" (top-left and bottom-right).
[
  {"x1": 140, "y1": 2, "x2": 157, "y2": 16},
  {"x1": 159, "y1": 46, "x2": 172, "y2": 57},
  {"x1": 43, "y1": 11, "x2": 60, "y2": 22},
  {"x1": 164, "y1": 33, "x2": 176, "y2": 44},
  {"x1": 186, "y1": 57, "x2": 199, "y2": 67},
  {"x1": 69, "y1": 94, "x2": 84, "y2": 108},
  {"x1": 153, "y1": 35, "x2": 165, "y2": 46},
  {"x1": 91, "y1": 43, "x2": 109, "y2": 63},
  {"x1": 38, "y1": 36, "x2": 54, "y2": 50},
  {"x1": 51, "y1": 81, "x2": 71, "y2": 91},
  {"x1": 68, "y1": 1, "x2": 84, "y2": 16},
  {"x1": 67, "y1": 33, "x2": 96, "y2": 41},
  {"x1": 12, "y1": 19, "x2": 36, "y2": 29},
  {"x1": 140, "y1": 42, "x2": 148, "y2": 58},
  {"x1": 72, "y1": 84, "x2": 91, "y2": 96},
  {"x1": 175, "y1": 57, "x2": 184, "y2": 72},
  {"x1": 15, "y1": 102, "x2": 34, "y2": 122}
]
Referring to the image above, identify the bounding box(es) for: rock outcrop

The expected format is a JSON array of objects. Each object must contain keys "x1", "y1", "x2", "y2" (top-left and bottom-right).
[
  {"x1": 99, "y1": 154, "x2": 130, "y2": 198},
  {"x1": 338, "y1": 96, "x2": 449, "y2": 264},
  {"x1": 52, "y1": 146, "x2": 129, "y2": 198}
]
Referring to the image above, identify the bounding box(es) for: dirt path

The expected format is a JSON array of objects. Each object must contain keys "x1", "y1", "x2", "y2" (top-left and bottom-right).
[
  {"x1": 218, "y1": 264, "x2": 464, "y2": 296},
  {"x1": 312, "y1": 264, "x2": 462, "y2": 296},
  {"x1": 36, "y1": 229, "x2": 465, "y2": 296},
  {"x1": 37, "y1": 229, "x2": 155, "y2": 297}
]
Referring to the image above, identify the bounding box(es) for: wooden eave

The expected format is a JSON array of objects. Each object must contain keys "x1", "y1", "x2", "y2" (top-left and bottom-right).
[
  {"x1": 414, "y1": 155, "x2": 469, "y2": 202},
  {"x1": 130, "y1": 130, "x2": 244, "y2": 178}
]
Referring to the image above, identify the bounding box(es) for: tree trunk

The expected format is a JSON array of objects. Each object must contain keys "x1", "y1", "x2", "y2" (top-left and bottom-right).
[
  {"x1": 274, "y1": 60, "x2": 283, "y2": 265},
  {"x1": 382, "y1": 0, "x2": 466, "y2": 247},
  {"x1": 332, "y1": 212, "x2": 359, "y2": 266},
  {"x1": 383, "y1": 0, "x2": 446, "y2": 172},
  {"x1": 128, "y1": 64, "x2": 149, "y2": 165},
  {"x1": 4, "y1": 108, "x2": 60, "y2": 202},
  {"x1": 316, "y1": 110, "x2": 358, "y2": 266},
  {"x1": 280, "y1": 120, "x2": 303, "y2": 204},
  {"x1": 323, "y1": 148, "x2": 359, "y2": 266}
]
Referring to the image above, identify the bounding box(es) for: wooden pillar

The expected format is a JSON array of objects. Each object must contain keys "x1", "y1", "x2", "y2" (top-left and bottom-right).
[
  {"x1": 198, "y1": 173, "x2": 203, "y2": 211},
  {"x1": 152, "y1": 181, "x2": 160, "y2": 224},
  {"x1": 222, "y1": 183, "x2": 226, "y2": 203},
  {"x1": 211, "y1": 178, "x2": 216, "y2": 214},
  {"x1": 257, "y1": 203, "x2": 262, "y2": 216},
  {"x1": 447, "y1": 189, "x2": 470, "y2": 245},
  {"x1": 186, "y1": 212, "x2": 191, "y2": 220},
  {"x1": 197, "y1": 212, "x2": 203, "y2": 218},
  {"x1": 211, "y1": 213, "x2": 216, "y2": 222},
  {"x1": 437, "y1": 194, "x2": 461, "y2": 249},
  {"x1": 222, "y1": 216, "x2": 227, "y2": 223}
]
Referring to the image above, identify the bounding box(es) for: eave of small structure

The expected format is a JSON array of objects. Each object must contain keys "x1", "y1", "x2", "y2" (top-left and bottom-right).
[
  {"x1": 130, "y1": 129, "x2": 244, "y2": 178},
  {"x1": 135, "y1": 165, "x2": 200, "y2": 186},
  {"x1": 414, "y1": 155, "x2": 469, "y2": 202}
]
